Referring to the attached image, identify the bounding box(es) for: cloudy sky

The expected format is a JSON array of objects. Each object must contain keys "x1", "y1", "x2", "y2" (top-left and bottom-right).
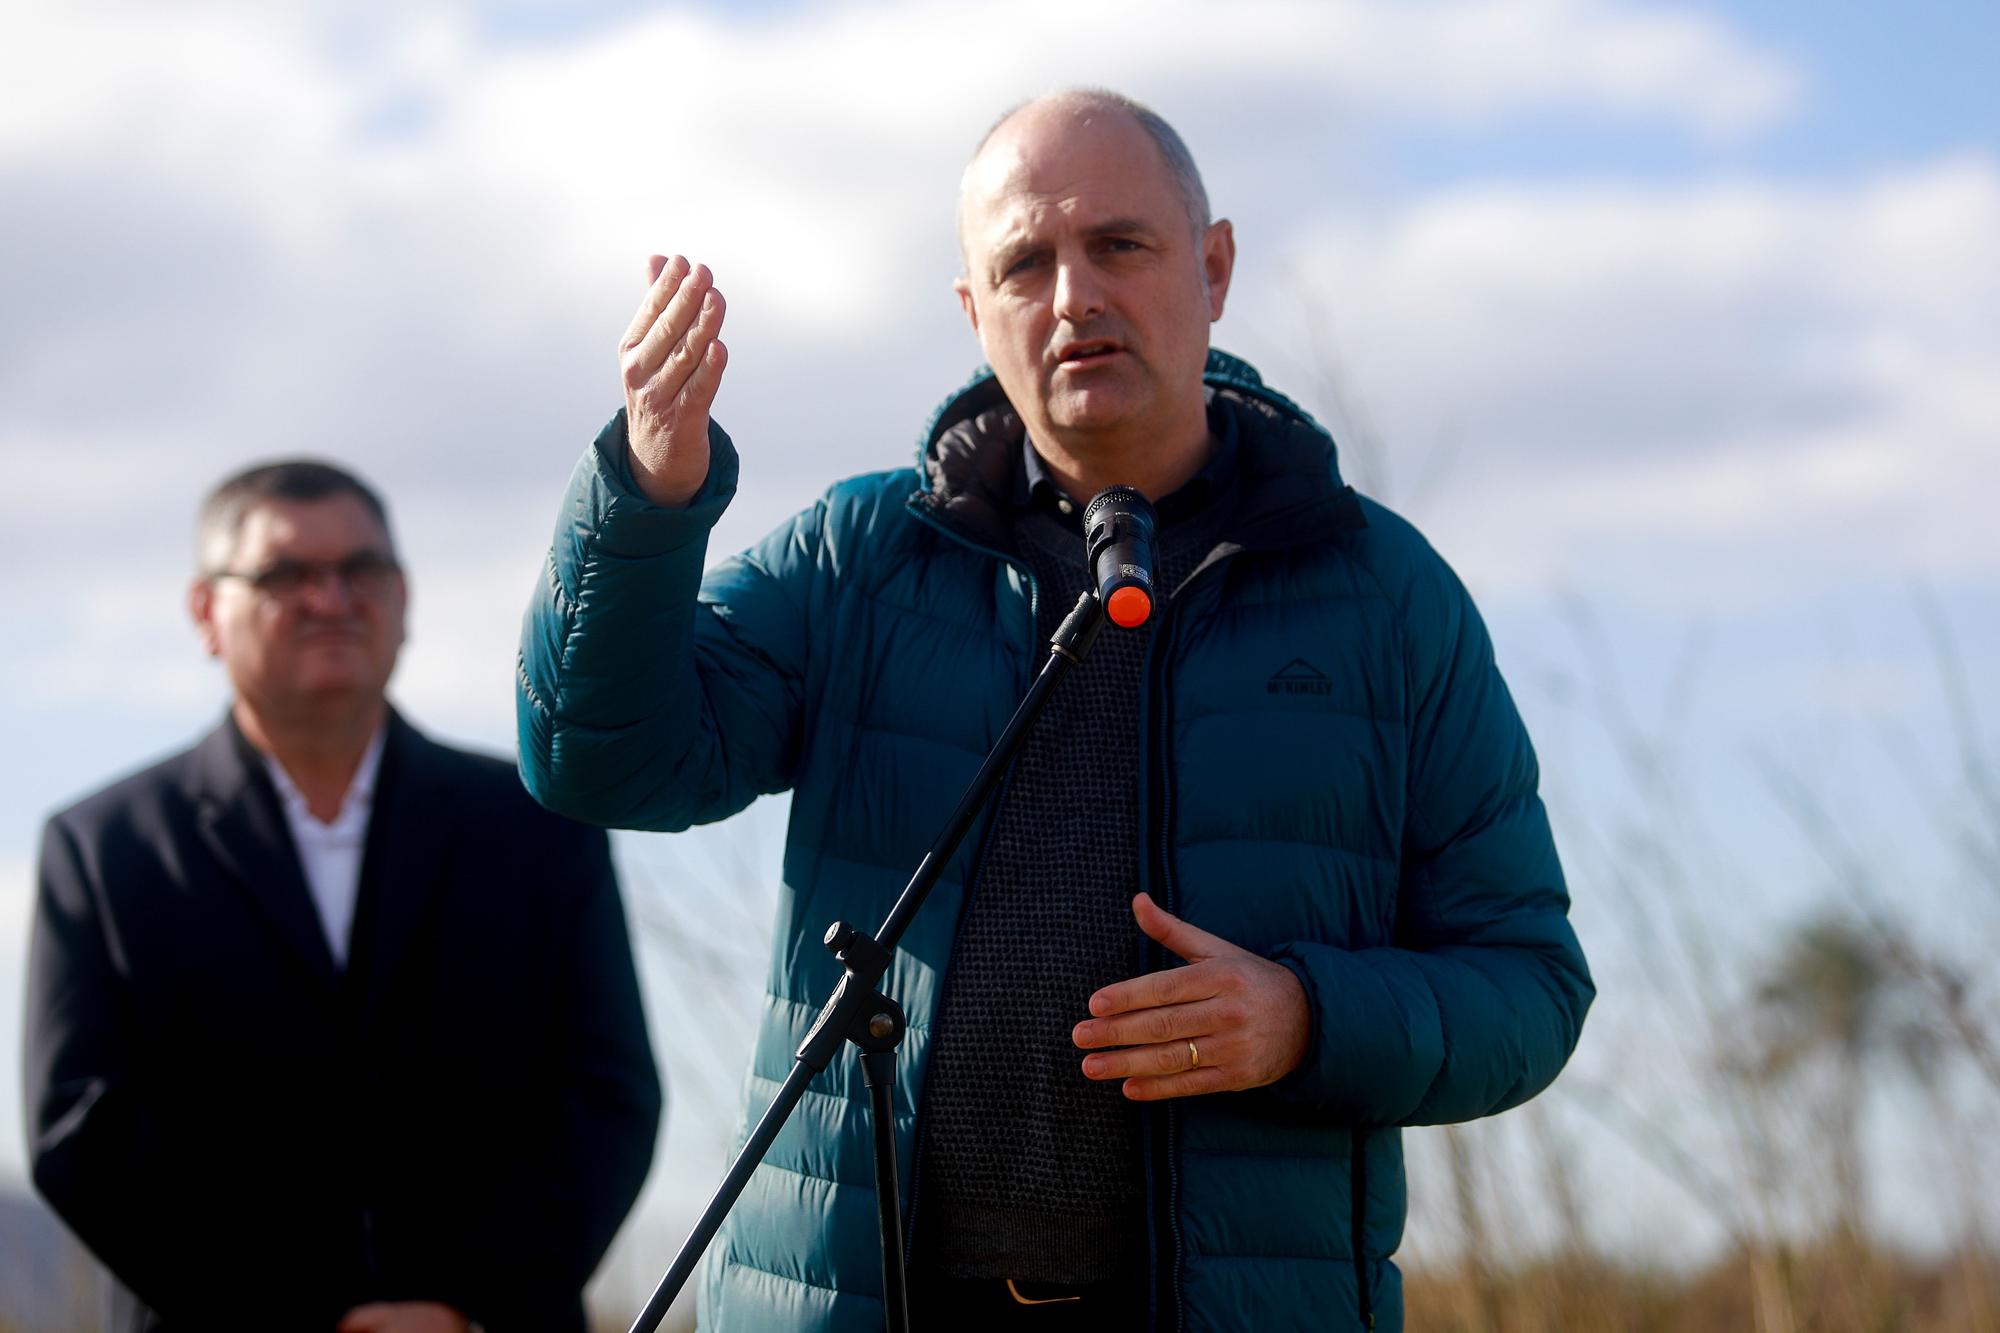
[{"x1": 3, "y1": 0, "x2": 1996, "y2": 1309}]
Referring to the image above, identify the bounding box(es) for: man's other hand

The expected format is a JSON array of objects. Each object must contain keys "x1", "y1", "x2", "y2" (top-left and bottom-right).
[
  {"x1": 336, "y1": 1301, "x2": 471, "y2": 1333},
  {"x1": 1073, "y1": 892, "x2": 1311, "y2": 1101},
  {"x1": 619, "y1": 253, "x2": 729, "y2": 507}
]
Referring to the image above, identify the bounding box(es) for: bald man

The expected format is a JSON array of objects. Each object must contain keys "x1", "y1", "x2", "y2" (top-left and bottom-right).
[{"x1": 518, "y1": 89, "x2": 1592, "y2": 1333}]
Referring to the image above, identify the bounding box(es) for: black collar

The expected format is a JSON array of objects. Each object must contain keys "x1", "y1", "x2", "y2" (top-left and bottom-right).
[
  {"x1": 1014, "y1": 398, "x2": 1242, "y2": 534},
  {"x1": 913, "y1": 379, "x2": 1366, "y2": 557}
]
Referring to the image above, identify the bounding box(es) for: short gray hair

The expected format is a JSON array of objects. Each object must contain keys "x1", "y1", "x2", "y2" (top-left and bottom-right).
[
  {"x1": 197, "y1": 458, "x2": 393, "y2": 575},
  {"x1": 962, "y1": 88, "x2": 1212, "y2": 245}
]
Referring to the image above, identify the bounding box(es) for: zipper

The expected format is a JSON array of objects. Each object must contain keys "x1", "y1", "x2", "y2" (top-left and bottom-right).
[
  {"x1": 1151, "y1": 646, "x2": 1186, "y2": 1333},
  {"x1": 898, "y1": 499, "x2": 1039, "y2": 1267},
  {"x1": 1352, "y1": 1127, "x2": 1374, "y2": 1329},
  {"x1": 1140, "y1": 551, "x2": 1236, "y2": 1333}
]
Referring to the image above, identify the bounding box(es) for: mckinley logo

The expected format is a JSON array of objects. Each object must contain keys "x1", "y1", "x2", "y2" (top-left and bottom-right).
[{"x1": 1267, "y1": 658, "x2": 1333, "y2": 696}]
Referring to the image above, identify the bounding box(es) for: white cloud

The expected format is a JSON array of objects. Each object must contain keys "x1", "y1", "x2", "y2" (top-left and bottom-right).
[
  {"x1": 1261, "y1": 156, "x2": 2000, "y2": 606},
  {"x1": 0, "y1": 0, "x2": 1969, "y2": 757},
  {"x1": 0, "y1": 0, "x2": 1962, "y2": 720},
  {"x1": 1, "y1": 0, "x2": 1801, "y2": 331}
]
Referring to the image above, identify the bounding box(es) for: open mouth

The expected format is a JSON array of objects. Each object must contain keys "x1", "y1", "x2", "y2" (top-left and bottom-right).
[{"x1": 1055, "y1": 340, "x2": 1123, "y2": 368}]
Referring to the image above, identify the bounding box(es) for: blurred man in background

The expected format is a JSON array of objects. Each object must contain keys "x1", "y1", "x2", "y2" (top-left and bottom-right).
[
  {"x1": 26, "y1": 460, "x2": 662, "y2": 1332},
  {"x1": 519, "y1": 89, "x2": 1591, "y2": 1331}
]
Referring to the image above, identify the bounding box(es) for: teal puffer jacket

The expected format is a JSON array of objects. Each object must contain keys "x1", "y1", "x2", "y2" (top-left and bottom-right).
[{"x1": 517, "y1": 351, "x2": 1592, "y2": 1333}]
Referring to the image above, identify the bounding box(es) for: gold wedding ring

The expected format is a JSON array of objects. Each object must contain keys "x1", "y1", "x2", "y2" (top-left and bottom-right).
[{"x1": 1188, "y1": 1040, "x2": 1200, "y2": 1070}]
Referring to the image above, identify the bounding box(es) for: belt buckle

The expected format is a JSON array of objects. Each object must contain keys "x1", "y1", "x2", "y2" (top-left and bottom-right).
[{"x1": 1006, "y1": 1278, "x2": 1084, "y2": 1306}]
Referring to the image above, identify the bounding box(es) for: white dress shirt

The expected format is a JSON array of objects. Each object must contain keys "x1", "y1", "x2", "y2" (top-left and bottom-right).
[{"x1": 262, "y1": 727, "x2": 387, "y2": 968}]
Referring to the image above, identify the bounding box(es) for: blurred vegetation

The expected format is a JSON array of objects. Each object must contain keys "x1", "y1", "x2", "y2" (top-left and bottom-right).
[
  {"x1": 1392, "y1": 588, "x2": 2000, "y2": 1332},
  {"x1": 1407, "y1": 1244, "x2": 2000, "y2": 1332}
]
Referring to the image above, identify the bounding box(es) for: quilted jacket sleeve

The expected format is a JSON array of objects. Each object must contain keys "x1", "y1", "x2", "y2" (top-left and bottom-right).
[
  {"x1": 516, "y1": 410, "x2": 819, "y2": 831},
  {"x1": 1267, "y1": 524, "x2": 1593, "y2": 1126}
]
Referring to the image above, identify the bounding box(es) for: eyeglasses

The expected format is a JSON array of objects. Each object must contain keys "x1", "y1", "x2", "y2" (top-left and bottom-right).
[{"x1": 209, "y1": 552, "x2": 403, "y2": 601}]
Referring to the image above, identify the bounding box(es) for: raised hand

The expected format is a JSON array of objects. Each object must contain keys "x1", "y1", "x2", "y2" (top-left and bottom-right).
[
  {"x1": 1072, "y1": 891, "x2": 1311, "y2": 1101},
  {"x1": 618, "y1": 254, "x2": 729, "y2": 507}
]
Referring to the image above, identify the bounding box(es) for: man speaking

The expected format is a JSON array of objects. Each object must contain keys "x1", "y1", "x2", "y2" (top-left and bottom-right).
[{"x1": 518, "y1": 89, "x2": 1592, "y2": 1331}]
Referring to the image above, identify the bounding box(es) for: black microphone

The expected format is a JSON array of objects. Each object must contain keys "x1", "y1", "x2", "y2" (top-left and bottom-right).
[{"x1": 1083, "y1": 486, "x2": 1158, "y2": 628}]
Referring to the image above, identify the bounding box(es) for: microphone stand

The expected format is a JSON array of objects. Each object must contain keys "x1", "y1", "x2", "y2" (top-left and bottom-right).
[{"x1": 630, "y1": 590, "x2": 1109, "y2": 1333}]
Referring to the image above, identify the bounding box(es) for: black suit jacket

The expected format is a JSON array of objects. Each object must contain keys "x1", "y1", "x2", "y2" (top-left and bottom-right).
[{"x1": 25, "y1": 712, "x2": 663, "y2": 1332}]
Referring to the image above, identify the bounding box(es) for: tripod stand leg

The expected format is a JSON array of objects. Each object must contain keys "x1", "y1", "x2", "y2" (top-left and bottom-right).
[
  {"x1": 860, "y1": 1049, "x2": 910, "y2": 1333},
  {"x1": 628, "y1": 1060, "x2": 817, "y2": 1333}
]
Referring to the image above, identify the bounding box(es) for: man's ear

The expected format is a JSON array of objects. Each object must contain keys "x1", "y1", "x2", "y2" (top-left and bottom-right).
[
  {"x1": 1202, "y1": 218, "x2": 1236, "y2": 322},
  {"x1": 954, "y1": 276, "x2": 981, "y2": 339},
  {"x1": 189, "y1": 579, "x2": 221, "y2": 657}
]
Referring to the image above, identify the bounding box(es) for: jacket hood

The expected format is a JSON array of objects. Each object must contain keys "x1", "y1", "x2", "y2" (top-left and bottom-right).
[{"x1": 908, "y1": 347, "x2": 1364, "y2": 553}]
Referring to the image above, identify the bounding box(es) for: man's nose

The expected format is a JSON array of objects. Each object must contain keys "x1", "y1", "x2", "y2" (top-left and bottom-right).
[
  {"x1": 1053, "y1": 260, "x2": 1105, "y2": 323},
  {"x1": 296, "y1": 568, "x2": 359, "y2": 615}
]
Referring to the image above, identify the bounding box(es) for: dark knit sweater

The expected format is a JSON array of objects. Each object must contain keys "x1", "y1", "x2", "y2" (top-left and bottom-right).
[{"x1": 912, "y1": 421, "x2": 1235, "y2": 1284}]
